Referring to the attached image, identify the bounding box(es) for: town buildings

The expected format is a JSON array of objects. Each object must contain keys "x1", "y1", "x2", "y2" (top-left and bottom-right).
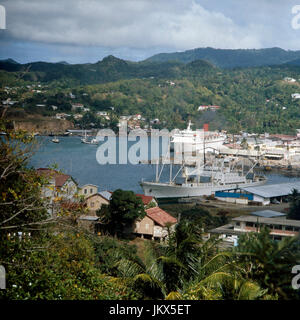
[{"x1": 210, "y1": 210, "x2": 300, "y2": 245}]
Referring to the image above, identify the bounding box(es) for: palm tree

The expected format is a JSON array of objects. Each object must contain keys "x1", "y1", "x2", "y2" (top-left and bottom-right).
[{"x1": 235, "y1": 228, "x2": 300, "y2": 299}]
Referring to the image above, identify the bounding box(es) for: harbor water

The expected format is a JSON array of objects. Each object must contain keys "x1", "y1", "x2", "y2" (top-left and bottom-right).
[{"x1": 29, "y1": 136, "x2": 300, "y2": 193}]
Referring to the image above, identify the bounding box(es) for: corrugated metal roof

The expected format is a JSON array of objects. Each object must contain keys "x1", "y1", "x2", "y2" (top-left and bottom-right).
[
  {"x1": 241, "y1": 182, "x2": 300, "y2": 198},
  {"x1": 250, "y1": 210, "x2": 286, "y2": 218},
  {"x1": 99, "y1": 191, "x2": 112, "y2": 201}
]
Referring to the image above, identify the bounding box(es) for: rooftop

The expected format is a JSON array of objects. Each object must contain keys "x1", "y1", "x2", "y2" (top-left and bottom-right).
[
  {"x1": 250, "y1": 210, "x2": 286, "y2": 218},
  {"x1": 80, "y1": 184, "x2": 99, "y2": 189},
  {"x1": 85, "y1": 192, "x2": 110, "y2": 202},
  {"x1": 36, "y1": 168, "x2": 73, "y2": 188},
  {"x1": 136, "y1": 194, "x2": 155, "y2": 205},
  {"x1": 241, "y1": 181, "x2": 300, "y2": 198},
  {"x1": 98, "y1": 191, "x2": 112, "y2": 201},
  {"x1": 146, "y1": 207, "x2": 177, "y2": 227},
  {"x1": 232, "y1": 215, "x2": 300, "y2": 227}
]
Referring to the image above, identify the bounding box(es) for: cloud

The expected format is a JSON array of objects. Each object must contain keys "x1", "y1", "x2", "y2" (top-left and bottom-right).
[{"x1": 2, "y1": 0, "x2": 265, "y2": 50}]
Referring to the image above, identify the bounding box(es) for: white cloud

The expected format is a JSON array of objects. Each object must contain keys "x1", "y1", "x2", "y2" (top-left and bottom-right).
[{"x1": 2, "y1": 0, "x2": 265, "y2": 50}]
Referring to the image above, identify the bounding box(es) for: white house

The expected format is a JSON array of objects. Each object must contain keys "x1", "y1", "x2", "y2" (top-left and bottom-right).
[
  {"x1": 71, "y1": 103, "x2": 84, "y2": 111},
  {"x1": 291, "y1": 93, "x2": 300, "y2": 99},
  {"x1": 284, "y1": 77, "x2": 296, "y2": 83}
]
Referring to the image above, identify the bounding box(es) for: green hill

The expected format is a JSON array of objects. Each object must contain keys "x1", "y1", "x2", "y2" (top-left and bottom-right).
[
  {"x1": 145, "y1": 47, "x2": 300, "y2": 68},
  {"x1": 0, "y1": 55, "x2": 217, "y2": 84}
]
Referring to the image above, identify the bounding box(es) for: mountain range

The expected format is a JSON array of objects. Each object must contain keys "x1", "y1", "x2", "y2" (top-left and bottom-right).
[
  {"x1": 2, "y1": 47, "x2": 300, "y2": 85},
  {"x1": 145, "y1": 47, "x2": 300, "y2": 68}
]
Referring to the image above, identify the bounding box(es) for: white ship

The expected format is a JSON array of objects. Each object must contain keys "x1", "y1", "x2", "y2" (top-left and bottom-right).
[
  {"x1": 140, "y1": 158, "x2": 267, "y2": 199},
  {"x1": 171, "y1": 121, "x2": 226, "y2": 153}
]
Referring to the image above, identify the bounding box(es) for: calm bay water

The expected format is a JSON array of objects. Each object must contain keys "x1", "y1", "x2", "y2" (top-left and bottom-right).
[
  {"x1": 29, "y1": 136, "x2": 300, "y2": 193},
  {"x1": 30, "y1": 136, "x2": 171, "y2": 193}
]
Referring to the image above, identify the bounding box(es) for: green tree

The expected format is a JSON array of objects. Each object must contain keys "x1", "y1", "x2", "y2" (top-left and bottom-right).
[
  {"x1": 97, "y1": 189, "x2": 145, "y2": 236},
  {"x1": 235, "y1": 228, "x2": 300, "y2": 299},
  {"x1": 288, "y1": 188, "x2": 300, "y2": 220},
  {"x1": 0, "y1": 120, "x2": 49, "y2": 234}
]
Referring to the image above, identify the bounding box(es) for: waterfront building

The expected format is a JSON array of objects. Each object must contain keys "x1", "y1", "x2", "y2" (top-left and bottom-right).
[{"x1": 215, "y1": 181, "x2": 300, "y2": 206}]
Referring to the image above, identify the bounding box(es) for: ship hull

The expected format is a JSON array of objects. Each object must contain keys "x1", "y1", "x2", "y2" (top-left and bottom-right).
[{"x1": 140, "y1": 180, "x2": 266, "y2": 199}]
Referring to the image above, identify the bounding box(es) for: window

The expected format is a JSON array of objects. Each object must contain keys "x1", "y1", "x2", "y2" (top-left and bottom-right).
[
  {"x1": 84, "y1": 189, "x2": 87, "y2": 194},
  {"x1": 91, "y1": 202, "x2": 94, "y2": 208},
  {"x1": 275, "y1": 225, "x2": 282, "y2": 230},
  {"x1": 145, "y1": 223, "x2": 149, "y2": 230},
  {"x1": 285, "y1": 226, "x2": 293, "y2": 231},
  {"x1": 90, "y1": 188, "x2": 93, "y2": 194},
  {"x1": 294, "y1": 227, "x2": 300, "y2": 232},
  {"x1": 235, "y1": 222, "x2": 240, "y2": 227},
  {"x1": 246, "y1": 222, "x2": 253, "y2": 227}
]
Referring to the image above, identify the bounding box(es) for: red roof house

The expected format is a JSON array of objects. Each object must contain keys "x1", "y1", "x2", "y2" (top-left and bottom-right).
[{"x1": 134, "y1": 207, "x2": 177, "y2": 240}]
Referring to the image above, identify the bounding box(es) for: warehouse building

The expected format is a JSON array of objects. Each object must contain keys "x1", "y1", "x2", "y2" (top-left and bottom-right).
[{"x1": 215, "y1": 181, "x2": 300, "y2": 206}]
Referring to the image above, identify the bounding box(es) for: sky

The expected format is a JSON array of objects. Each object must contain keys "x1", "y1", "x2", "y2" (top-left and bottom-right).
[{"x1": 1, "y1": 0, "x2": 300, "y2": 63}]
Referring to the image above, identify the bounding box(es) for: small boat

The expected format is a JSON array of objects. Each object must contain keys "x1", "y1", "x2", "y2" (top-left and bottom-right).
[
  {"x1": 52, "y1": 137, "x2": 60, "y2": 143},
  {"x1": 81, "y1": 130, "x2": 98, "y2": 145},
  {"x1": 81, "y1": 130, "x2": 88, "y2": 143},
  {"x1": 90, "y1": 138, "x2": 98, "y2": 145}
]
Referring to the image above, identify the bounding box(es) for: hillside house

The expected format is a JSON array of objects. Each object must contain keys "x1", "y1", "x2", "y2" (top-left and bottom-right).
[
  {"x1": 85, "y1": 193, "x2": 110, "y2": 215},
  {"x1": 284, "y1": 77, "x2": 296, "y2": 83},
  {"x1": 71, "y1": 103, "x2": 84, "y2": 111},
  {"x1": 134, "y1": 207, "x2": 177, "y2": 241},
  {"x1": 198, "y1": 105, "x2": 220, "y2": 111},
  {"x1": 36, "y1": 168, "x2": 78, "y2": 215},
  {"x1": 55, "y1": 113, "x2": 69, "y2": 120},
  {"x1": 79, "y1": 184, "x2": 98, "y2": 198},
  {"x1": 97, "y1": 111, "x2": 108, "y2": 117},
  {"x1": 74, "y1": 114, "x2": 83, "y2": 120},
  {"x1": 291, "y1": 93, "x2": 300, "y2": 99}
]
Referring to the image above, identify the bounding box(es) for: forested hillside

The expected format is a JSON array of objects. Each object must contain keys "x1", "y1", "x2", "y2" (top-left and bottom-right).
[{"x1": 2, "y1": 53, "x2": 300, "y2": 133}]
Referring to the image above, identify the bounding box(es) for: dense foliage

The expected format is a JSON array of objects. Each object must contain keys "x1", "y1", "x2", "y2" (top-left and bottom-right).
[
  {"x1": 2, "y1": 54, "x2": 300, "y2": 133},
  {"x1": 97, "y1": 189, "x2": 145, "y2": 236},
  {"x1": 288, "y1": 189, "x2": 300, "y2": 220}
]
